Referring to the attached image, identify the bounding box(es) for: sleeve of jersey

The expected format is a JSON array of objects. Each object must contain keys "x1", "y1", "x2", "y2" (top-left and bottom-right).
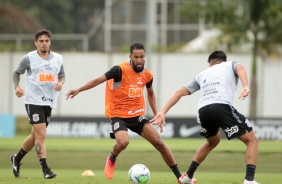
[
  {"x1": 183, "y1": 78, "x2": 200, "y2": 94},
  {"x1": 58, "y1": 65, "x2": 65, "y2": 78},
  {"x1": 231, "y1": 61, "x2": 240, "y2": 77},
  {"x1": 105, "y1": 65, "x2": 121, "y2": 80},
  {"x1": 16, "y1": 55, "x2": 30, "y2": 74},
  {"x1": 146, "y1": 78, "x2": 153, "y2": 88},
  {"x1": 145, "y1": 70, "x2": 153, "y2": 88}
]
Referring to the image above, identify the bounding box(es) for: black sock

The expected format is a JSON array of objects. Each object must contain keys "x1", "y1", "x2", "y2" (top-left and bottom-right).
[
  {"x1": 187, "y1": 161, "x2": 199, "y2": 179},
  {"x1": 40, "y1": 158, "x2": 49, "y2": 171},
  {"x1": 245, "y1": 164, "x2": 256, "y2": 181},
  {"x1": 169, "y1": 164, "x2": 182, "y2": 179},
  {"x1": 15, "y1": 148, "x2": 27, "y2": 162},
  {"x1": 110, "y1": 152, "x2": 117, "y2": 163}
]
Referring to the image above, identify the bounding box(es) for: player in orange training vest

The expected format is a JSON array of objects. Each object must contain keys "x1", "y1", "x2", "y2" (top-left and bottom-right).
[{"x1": 66, "y1": 43, "x2": 182, "y2": 183}]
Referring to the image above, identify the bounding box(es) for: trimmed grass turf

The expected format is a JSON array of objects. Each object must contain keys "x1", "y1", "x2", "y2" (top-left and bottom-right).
[
  {"x1": 1, "y1": 136, "x2": 282, "y2": 183},
  {"x1": 1, "y1": 169, "x2": 282, "y2": 184}
]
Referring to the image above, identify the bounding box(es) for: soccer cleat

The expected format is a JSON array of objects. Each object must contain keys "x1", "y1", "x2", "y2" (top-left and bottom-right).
[
  {"x1": 43, "y1": 168, "x2": 57, "y2": 179},
  {"x1": 178, "y1": 173, "x2": 194, "y2": 184},
  {"x1": 11, "y1": 154, "x2": 21, "y2": 177},
  {"x1": 242, "y1": 179, "x2": 260, "y2": 184},
  {"x1": 104, "y1": 156, "x2": 115, "y2": 179}
]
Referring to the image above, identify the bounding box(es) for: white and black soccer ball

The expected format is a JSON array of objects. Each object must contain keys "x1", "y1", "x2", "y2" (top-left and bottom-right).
[{"x1": 128, "y1": 164, "x2": 150, "y2": 184}]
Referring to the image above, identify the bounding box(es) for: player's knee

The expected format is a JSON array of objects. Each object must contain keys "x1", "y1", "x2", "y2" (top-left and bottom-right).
[
  {"x1": 208, "y1": 140, "x2": 220, "y2": 148},
  {"x1": 250, "y1": 135, "x2": 259, "y2": 147},
  {"x1": 243, "y1": 131, "x2": 259, "y2": 147},
  {"x1": 36, "y1": 132, "x2": 46, "y2": 141},
  {"x1": 117, "y1": 139, "x2": 129, "y2": 150},
  {"x1": 207, "y1": 135, "x2": 220, "y2": 148},
  {"x1": 152, "y1": 139, "x2": 166, "y2": 151}
]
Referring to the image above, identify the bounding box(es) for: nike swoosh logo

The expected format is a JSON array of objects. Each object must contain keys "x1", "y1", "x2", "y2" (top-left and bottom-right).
[
  {"x1": 179, "y1": 125, "x2": 201, "y2": 137},
  {"x1": 13, "y1": 165, "x2": 17, "y2": 172},
  {"x1": 12, "y1": 157, "x2": 18, "y2": 172}
]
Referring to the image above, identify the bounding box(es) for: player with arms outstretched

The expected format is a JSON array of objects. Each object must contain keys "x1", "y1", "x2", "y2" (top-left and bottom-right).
[{"x1": 66, "y1": 43, "x2": 182, "y2": 183}]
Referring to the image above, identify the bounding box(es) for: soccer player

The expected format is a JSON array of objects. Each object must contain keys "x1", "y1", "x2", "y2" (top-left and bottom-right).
[
  {"x1": 151, "y1": 51, "x2": 260, "y2": 184},
  {"x1": 11, "y1": 29, "x2": 65, "y2": 179},
  {"x1": 66, "y1": 43, "x2": 182, "y2": 182}
]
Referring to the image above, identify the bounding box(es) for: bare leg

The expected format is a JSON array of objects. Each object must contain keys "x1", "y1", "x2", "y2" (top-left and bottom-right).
[
  {"x1": 238, "y1": 130, "x2": 259, "y2": 165},
  {"x1": 142, "y1": 122, "x2": 176, "y2": 166},
  {"x1": 104, "y1": 130, "x2": 130, "y2": 179},
  {"x1": 22, "y1": 126, "x2": 36, "y2": 152},
  {"x1": 111, "y1": 130, "x2": 130, "y2": 156},
  {"x1": 193, "y1": 131, "x2": 221, "y2": 164},
  {"x1": 181, "y1": 131, "x2": 221, "y2": 181},
  {"x1": 238, "y1": 130, "x2": 259, "y2": 181},
  {"x1": 32, "y1": 123, "x2": 47, "y2": 158},
  {"x1": 142, "y1": 122, "x2": 182, "y2": 179}
]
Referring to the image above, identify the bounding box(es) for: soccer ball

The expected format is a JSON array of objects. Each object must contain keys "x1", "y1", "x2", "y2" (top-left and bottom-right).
[{"x1": 128, "y1": 164, "x2": 150, "y2": 184}]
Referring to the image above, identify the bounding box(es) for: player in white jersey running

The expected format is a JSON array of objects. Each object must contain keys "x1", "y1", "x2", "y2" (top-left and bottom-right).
[
  {"x1": 11, "y1": 29, "x2": 65, "y2": 179},
  {"x1": 151, "y1": 51, "x2": 260, "y2": 184}
]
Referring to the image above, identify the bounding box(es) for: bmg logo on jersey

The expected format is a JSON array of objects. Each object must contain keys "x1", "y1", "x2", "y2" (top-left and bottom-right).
[
  {"x1": 38, "y1": 73, "x2": 55, "y2": 82},
  {"x1": 224, "y1": 125, "x2": 239, "y2": 137},
  {"x1": 128, "y1": 87, "x2": 143, "y2": 97}
]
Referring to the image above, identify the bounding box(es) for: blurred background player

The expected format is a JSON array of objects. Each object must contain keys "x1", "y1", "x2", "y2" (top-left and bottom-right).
[{"x1": 11, "y1": 29, "x2": 65, "y2": 179}]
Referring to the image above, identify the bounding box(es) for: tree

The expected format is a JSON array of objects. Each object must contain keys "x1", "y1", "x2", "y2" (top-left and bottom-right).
[
  {"x1": 180, "y1": 0, "x2": 282, "y2": 118},
  {"x1": 0, "y1": 0, "x2": 104, "y2": 33},
  {"x1": 0, "y1": 5, "x2": 41, "y2": 33},
  {"x1": 0, "y1": 0, "x2": 105, "y2": 51}
]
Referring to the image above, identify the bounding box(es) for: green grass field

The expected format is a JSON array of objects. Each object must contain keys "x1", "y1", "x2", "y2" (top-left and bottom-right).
[{"x1": 1, "y1": 136, "x2": 282, "y2": 184}]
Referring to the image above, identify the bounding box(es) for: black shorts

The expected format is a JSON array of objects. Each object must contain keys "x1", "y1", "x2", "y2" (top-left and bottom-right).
[
  {"x1": 198, "y1": 103, "x2": 253, "y2": 140},
  {"x1": 25, "y1": 104, "x2": 52, "y2": 126},
  {"x1": 110, "y1": 115, "x2": 149, "y2": 136}
]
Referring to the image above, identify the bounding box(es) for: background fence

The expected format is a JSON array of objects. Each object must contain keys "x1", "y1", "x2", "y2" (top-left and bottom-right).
[{"x1": 1, "y1": 52, "x2": 281, "y2": 118}]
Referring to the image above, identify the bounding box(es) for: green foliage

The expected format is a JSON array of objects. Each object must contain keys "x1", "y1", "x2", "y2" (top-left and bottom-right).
[
  {"x1": 27, "y1": 1, "x2": 74, "y2": 33},
  {"x1": 0, "y1": 0, "x2": 104, "y2": 34},
  {"x1": 180, "y1": 0, "x2": 282, "y2": 55},
  {"x1": 15, "y1": 117, "x2": 30, "y2": 135},
  {"x1": 0, "y1": 5, "x2": 41, "y2": 33},
  {"x1": 153, "y1": 44, "x2": 187, "y2": 53},
  {"x1": 0, "y1": 0, "x2": 105, "y2": 51},
  {"x1": 0, "y1": 41, "x2": 16, "y2": 51},
  {"x1": 180, "y1": 0, "x2": 282, "y2": 117}
]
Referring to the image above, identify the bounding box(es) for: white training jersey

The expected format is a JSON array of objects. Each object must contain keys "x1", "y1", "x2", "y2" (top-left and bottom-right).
[
  {"x1": 184, "y1": 61, "x2": 240, "y2": 109},
  {"x1": 21, "y1": 51, "x2": 63, "y2": 108}
]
